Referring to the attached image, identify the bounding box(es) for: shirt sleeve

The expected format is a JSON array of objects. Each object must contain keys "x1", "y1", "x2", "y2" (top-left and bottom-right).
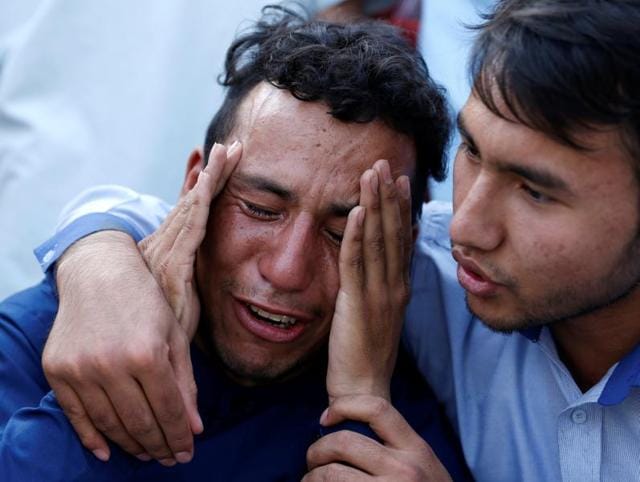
[
  {"x1": 0, "y1": 392, "x2": 135, "y2": 482},
  {"x1": 0, "y1": 281, "x2": 137, "y2": 481},
  {"x1": 33, "y1": 185, "x2": 172, "y2": 272}
]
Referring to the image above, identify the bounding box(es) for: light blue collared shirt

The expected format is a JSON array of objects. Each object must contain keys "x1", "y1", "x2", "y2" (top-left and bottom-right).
[
  {"x1": 405, "y1": 201, "x2": 640, "y2": 481},
  {"x1": 35, "y1": 188, "x2": 640, "y2": 481}
]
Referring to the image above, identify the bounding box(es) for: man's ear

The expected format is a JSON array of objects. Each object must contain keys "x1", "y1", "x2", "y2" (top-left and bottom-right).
[{"x1": 181, "y1": 148, "x2": 205, "y2": 196}]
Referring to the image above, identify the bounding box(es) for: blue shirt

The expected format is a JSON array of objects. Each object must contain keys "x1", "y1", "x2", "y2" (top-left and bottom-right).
[
  {"x1": 36, "y1": 186, "x2": 640, "y2": 481},
  {"x1": 404, "y1": 201, "x2": 640, "y2": 481},
  {"x1": 0, "y1": 278, "x2": 469, "y2": 481}
]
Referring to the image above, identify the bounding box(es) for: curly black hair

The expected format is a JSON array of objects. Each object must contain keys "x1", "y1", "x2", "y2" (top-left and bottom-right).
[{"x1": 204, "y1": 5, "x2": 451, "y2": 220}]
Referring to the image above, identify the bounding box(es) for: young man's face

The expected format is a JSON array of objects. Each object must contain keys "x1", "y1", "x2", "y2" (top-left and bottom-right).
[
  {"x1": 451, "y1": 93, "x2": 640, "y2": 332},
  {"x1": 195, "y1": 83, "x2": 415, "y2": 384}
]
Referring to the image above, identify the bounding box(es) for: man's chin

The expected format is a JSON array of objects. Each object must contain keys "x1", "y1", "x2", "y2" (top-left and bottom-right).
[
  {"x1": 213, "y1": 341, "x2": 321, "y2": 387},
  {"x1": 465, "y1": 295, "x2": 543, "y2": 334}
]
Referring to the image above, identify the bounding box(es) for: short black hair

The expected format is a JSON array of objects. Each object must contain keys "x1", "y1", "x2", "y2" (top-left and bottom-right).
[
  {"x1": 204, "y1": 5, "x2": 450, "y2": 221},
  {"x1": 470, "y1": 0, "x2": 640, "y2": 164}
]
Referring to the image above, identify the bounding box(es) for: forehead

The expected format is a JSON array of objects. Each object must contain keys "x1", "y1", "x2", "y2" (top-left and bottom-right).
[{"x1": 229, "y1": 83, "x2": 415, "y2": 205}]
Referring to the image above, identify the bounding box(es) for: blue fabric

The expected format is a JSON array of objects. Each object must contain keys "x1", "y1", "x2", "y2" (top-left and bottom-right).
[
  {"x1": 34, "y1": 213, "x2": 148, "y2": 272},
  {"x1": 0, "y1": 280, "x2": 470, "y2": 481},
  {"x1": 404, "y1": 201, "x2": 640, "y2": 481}
]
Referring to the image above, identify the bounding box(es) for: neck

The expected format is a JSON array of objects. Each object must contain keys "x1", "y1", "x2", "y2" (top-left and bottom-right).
[{"x1": 551, "y1": 286, "x2": 640, "y2": 392}]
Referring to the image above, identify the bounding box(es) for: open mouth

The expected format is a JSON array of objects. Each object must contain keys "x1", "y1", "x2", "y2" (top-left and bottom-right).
[{"x1": 247, "y1": 303, "x2": 298, "y2": 329}]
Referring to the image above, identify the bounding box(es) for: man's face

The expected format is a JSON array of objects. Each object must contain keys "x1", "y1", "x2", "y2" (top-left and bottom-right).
[
  {"x1": 195, "y1": 83, "x2": 415, "y2": 384},
  {"x1": 451, "y1": 93, "x2": 640, "y2": 332}
]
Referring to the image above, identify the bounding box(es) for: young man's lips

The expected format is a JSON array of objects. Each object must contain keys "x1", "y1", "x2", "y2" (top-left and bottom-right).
[
  {"x1": 233, "y1": 297, "x2": 310, "y2": 343},
  {"x1": 452, "y1": 255, "x2": 502, "y2": 297}
]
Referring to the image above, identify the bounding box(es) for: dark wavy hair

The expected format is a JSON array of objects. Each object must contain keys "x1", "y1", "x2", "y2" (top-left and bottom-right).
[
  {"x1": 203, "y1": 5, "x2": 450, "y2": 221},
  {"x1": 470, "y1": 0, "x2": 640, "y2": 165}
]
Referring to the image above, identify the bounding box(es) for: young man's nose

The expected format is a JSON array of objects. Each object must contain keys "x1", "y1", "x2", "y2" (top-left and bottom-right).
[{"x1": 450, "y1": 172, "x2": 504, "y2": 252}]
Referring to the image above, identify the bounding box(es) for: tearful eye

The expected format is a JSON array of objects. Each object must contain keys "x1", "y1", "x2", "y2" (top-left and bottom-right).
[
  {"x1": 326, "y1": 230, "x2": 344, "y2": 245},
  {"x1": 243, "y1": 201, "x2": 279, "y2": 219}
]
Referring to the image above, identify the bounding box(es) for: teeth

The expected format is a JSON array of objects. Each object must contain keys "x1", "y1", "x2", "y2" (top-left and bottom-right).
[{"x1": 248, "y1": 304, "x2": 298, "y2": 326}]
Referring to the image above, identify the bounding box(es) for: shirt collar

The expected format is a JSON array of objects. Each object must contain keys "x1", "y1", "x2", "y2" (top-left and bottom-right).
[
  {"x1": 519, "y1": 326, "x2": 640, "y2": 406},
  {"x1": 598, "y1": 342, "x2": 640, "y2": 406}
]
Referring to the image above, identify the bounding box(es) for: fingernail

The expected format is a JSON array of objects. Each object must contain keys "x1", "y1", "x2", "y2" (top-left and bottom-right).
[
  {"x1": 159, "y1": 458, "x2": 177, "y2": 467},
  {"x1": 175, "y1": 451, "x2": 193, "y2": 464},
  {"x1": 136, "y1": 453, "x2": 152, "y2": 462},
  {"x1": 319, "y1": 408, "x2": 329, "y2": 426},
  {"x1": 369, "y1": 170, "x2": 379, "y2": 195},
  {"x1": 92, "y1": 449, "x2": 110, "y2": 462},
  {"x1": 399, "y1": 176, "x2": 411, "y2": 199}
]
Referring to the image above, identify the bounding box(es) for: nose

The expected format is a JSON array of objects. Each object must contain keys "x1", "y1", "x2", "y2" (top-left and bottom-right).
[
  {"x1": 450, "y1": 169, "x2": 504, "y2": 253},
  {"x1": 258, "y1": 216, "x2": 316, "y2": 292}
]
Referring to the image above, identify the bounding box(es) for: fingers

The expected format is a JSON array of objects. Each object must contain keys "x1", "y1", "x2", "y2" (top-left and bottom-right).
[
  {"x1": 359, "y1": 168, "x2": 385, "y2": 289},
  {"x1": 99, "y1": 378, "x2": 177, "y2": 465},
  {"x1": 307, "y1": 429, "x2": 388, "y2": 473},
  {"x1": 338, "y1": 206, "x2": 366, "y2": 294},
  {"x1": 133, "y1": 347, "x2": 195, "y2": 464},
  {"x1": 171, "y1": 141, "x2": 241, "y2": 256},
  {"x1": 310, "y1": 396, "x2": 450, "y2": 481},
  {"x1": 321, "y1": 395, "x2": 425, "y2": 450},
  {"x1": 170, "y1": 327, "x2": 203, "y2": 435},
  {"x1": 75, "y1": 382, "x2": 158, "y2": 462},
  {"x1": 374, "y1": 160, "x2": 404, "y2": 289},
  {"x1": 51, "y1": 382, "x2": 115, "y2": 462},
  {"x1": 142, "y1": 141, "x2": 242, "y2": 259},
  {"x1": 303, "y1": 462, "x2": 370, "y2": 481},
  {"x1": 396, "y1": 175, "x2": 413, "y2": 288}
]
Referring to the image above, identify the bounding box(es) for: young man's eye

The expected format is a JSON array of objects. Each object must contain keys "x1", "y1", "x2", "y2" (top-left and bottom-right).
[
  {"x1": 243, "y1": 201, "x2": 278, "y2": 219},
  {"x1": 521, "y1": 184, "x2": 552, "y2": 203},
  {"x1": 459, "y1": 140, "x2": 480, "y2": 161}
]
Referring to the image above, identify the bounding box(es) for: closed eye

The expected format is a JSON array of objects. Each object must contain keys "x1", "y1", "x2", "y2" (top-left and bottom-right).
[
  {"x1": 242, "y1": 201, "x2": 279, "y2": 219},
  {"x1": 325, "y1": 230, "x2": 344, "y2": 246}
]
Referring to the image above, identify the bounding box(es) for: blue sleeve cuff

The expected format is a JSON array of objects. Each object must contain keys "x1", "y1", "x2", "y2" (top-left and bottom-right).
[
  {"x1": 318, "y1": 420, "x2": 382, "y2": 443},
  {"x1": 33, "y1": 213, "x2": 146, "y2": 273}
]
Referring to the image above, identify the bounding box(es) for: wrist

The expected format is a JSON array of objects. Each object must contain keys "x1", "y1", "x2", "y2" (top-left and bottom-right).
[
  {"x1": 327, "y1": 379, "x2": 391, "y2": 404},
  {"x1": 56, "y1": 230, "x2": 146, "y2": 295}
]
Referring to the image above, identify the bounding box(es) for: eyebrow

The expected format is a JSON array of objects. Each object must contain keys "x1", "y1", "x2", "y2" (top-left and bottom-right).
[
  {"x1": 496, "y1": 162, "x2": 570, "y2": 191},
  {"x1": 233, "y1": 172, "x2": 357, "y2": 217},
  {"x1": 456, "y1": 113, "x2": 476, "y2": 148},
  {"x1": 457, "y1": 112, "x2": 570, "y2": 192},
  {"x1": 234, "y1": 172, "x2": 293, "y2": 200}
]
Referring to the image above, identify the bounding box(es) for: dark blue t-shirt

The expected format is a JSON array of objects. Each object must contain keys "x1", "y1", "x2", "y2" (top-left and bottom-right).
[{"x1": 0, "y1": 280, "x2": 470, "y2": 481}]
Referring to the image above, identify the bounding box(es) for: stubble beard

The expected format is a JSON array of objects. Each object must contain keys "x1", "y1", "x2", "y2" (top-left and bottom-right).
[
  {"x1": 468, "y1": 234, "x2": 640, "y2": 334},
  {"x1": 202, "y1": 279, "x2": 327, "y2": 386}
]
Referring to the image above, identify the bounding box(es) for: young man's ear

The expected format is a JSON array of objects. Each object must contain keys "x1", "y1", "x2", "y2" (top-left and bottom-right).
[{"x1": 181, "y1": 148, "x2": 205, "y2": 196}]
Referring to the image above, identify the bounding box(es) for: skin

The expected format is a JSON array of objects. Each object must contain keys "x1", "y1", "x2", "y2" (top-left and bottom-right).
[
  {"x1": 192, "y1": 83, "x2": 416, "y2": 385},
  {"x1": 43, "y1": 81, "x2": 416, "y2": 467},
  {"x1": 451, "y1": 93, "x2": 640, "y2": 389}
]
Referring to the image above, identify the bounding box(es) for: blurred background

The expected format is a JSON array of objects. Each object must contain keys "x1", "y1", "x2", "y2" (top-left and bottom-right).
[{"x1": 0, "y1": 0, "x2": 492, "y2": 298}]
